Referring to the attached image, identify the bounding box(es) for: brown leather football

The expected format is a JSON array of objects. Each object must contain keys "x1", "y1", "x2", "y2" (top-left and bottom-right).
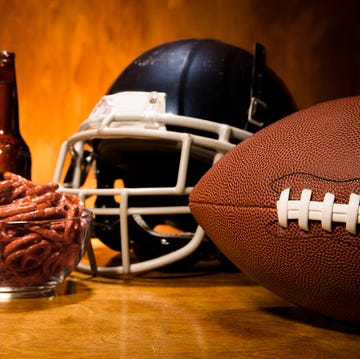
[{"x1": 189, "y1": 96, "x2": 360, "y2": 324}]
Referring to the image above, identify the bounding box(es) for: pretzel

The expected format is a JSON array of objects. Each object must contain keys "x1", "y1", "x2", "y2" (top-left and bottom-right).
[
  {"x1": 2, "y1": 233, "x2": 43, "y2": 258},
  {"x1": 43, "y1": 244, "x2": 81, "y2": 278},
  {"x1": 0, "y1": 180, "x2": 15, "y2": 204},
  {"x1": 0, "y1": 202, "x2": 37, "y2": 218},
  {"x1": 3, "y1": 206, "x2": 67, "y2": 222},
  {"x1": 0, "y1": 172, "x2": 89, "y2": 287},
  {"x1": 5, "y1": 239, "x2": 52, "y2": 272}
]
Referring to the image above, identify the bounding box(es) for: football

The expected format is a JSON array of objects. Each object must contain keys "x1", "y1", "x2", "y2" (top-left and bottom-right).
[{"x1": 189, "y1": 96, "x2": 360, "y2": 324}]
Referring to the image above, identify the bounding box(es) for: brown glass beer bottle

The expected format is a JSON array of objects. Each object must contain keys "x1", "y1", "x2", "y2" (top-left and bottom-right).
[{"x1": 0, "y1": 51, "x2": 31, "y2": 179}]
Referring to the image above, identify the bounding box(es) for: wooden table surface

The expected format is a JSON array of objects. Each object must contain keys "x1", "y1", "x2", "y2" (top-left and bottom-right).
[{"x1": 0, "y1": 241, "x2": 359, "y2": 359}]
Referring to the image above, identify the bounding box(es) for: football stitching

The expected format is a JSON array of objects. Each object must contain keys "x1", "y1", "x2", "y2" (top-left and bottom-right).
[{"x1": 277, "y1": 188, "x2": 360, "y2": 235}]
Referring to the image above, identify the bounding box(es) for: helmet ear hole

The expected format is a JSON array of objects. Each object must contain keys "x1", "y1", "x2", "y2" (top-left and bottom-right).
[
  {"x1": 113, "y1": 179, "x2": 124, "y2": 204},
  {"x1": 55, "y1": 39, "x2": 296, "y2": 276}
]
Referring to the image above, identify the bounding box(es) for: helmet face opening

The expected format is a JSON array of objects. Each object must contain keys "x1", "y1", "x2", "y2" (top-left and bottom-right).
[{"x1": 54, "y1": 39, "x2": 297, "y2": 277}]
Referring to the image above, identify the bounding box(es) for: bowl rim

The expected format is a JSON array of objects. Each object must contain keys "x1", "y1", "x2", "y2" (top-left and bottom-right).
[{"x1": 0, "y1": 207, "x2": 93, "y2": 225}]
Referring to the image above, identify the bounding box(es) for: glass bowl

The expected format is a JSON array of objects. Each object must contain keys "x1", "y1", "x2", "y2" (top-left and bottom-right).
[{"x1": 0, "y1": 208, "x2": 92, "y2": 297}]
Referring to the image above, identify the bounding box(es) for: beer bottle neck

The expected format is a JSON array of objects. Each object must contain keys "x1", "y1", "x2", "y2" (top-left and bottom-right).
[{"x1": 0, "y1": 51, "x2": 20, "y2": 134}]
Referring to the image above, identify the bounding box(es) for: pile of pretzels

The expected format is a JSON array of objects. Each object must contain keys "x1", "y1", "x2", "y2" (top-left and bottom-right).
[{"x1": 0, "y1": 172, "x2": 90, "y2": 287}]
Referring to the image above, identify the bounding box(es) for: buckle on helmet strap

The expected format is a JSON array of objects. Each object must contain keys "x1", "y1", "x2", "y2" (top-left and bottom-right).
[{"x1": 247, "y1": 43, "x2": 267, "y2": 128}]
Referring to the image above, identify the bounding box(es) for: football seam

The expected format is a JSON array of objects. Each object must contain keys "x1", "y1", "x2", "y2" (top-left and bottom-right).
[
  {"x1": 190, "y1": 202, "x2": 360, "y2": 246},
  {"x1": 269, "y1": 172, "x2": 360, "y2": 195}
]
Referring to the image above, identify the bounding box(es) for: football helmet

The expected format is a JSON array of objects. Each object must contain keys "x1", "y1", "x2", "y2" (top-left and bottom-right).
[{"x1": 53, "y1": 39, "x2": 297, "y2": 276}]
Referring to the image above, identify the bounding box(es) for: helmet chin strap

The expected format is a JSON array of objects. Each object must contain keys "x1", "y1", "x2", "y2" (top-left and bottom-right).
[
  {"x1": 78, "y1": 225, "x2": 207, "y2": 276},
  {"x1": 132, "y1": 214, "x2": 194, "y2": 239},
  {"x1": 247, "y1": 43, "x2": 268, "y2": 129}
]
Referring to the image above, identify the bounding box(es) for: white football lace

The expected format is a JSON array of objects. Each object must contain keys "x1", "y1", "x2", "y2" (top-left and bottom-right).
[{"x1": 277, "y1": 188, "x2": 360, "y2": 234}]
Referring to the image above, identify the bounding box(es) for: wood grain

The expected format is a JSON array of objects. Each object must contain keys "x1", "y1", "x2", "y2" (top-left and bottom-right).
[{"x1": 0, "y1": 240, "x2": 358, "y2": 358}]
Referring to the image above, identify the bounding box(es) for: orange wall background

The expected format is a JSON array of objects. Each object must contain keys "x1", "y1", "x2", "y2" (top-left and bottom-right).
[{"x1": 0, "y1": 0, "x2": 358, "y2": 183}]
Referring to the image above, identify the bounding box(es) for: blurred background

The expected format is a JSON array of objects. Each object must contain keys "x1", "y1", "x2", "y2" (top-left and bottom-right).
[{"x1": 0, "y1": 0, "x2": 359, "y2": 182}]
